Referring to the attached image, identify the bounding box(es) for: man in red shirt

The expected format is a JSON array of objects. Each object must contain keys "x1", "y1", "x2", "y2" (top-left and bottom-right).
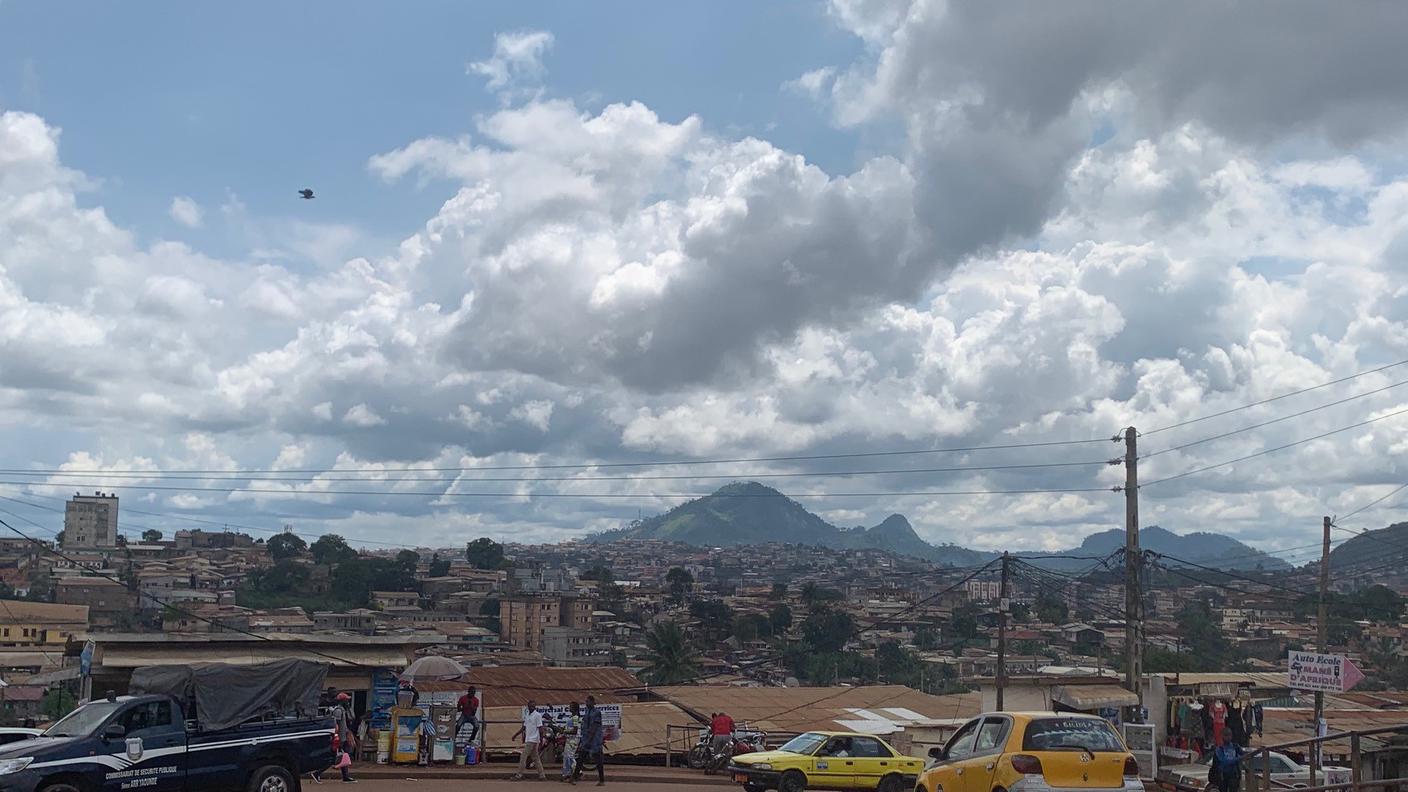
[
  {"x1": 710, "y1": 711, "x2": 735, "y2": 755},
  {"x1": 456, "y1": 685, "x2": 480, "y2": 743}
]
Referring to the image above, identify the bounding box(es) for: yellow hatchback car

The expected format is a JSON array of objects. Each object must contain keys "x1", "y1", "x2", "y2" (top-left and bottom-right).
[
  {"x1": 916, "y1": 713, "x2": 1143, "y2": 792},
  {"x1": 728, "y1": 731, "x2": 925, "y2": 792}
]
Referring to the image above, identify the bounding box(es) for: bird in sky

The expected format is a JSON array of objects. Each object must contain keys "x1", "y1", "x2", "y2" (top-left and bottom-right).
[{"x1": 298, "y1": 189, "x2": 315, "y2": 200}]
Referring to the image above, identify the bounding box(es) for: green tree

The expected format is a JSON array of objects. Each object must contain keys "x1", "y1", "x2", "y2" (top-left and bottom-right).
[
  {"x1": 801, "y1": 609, "x2": 855, "y2": 654},
  {"x1": 641, "y1": 622, "x2": 700, "y2": 684},
  {"x1": 480, "y1": 598, "x2": 502, "y2": 635},
  {"x1": 950, "y1": 602, "x2": 980, "y2": 640},
  {"x1": 665, "y1": 567, "x2": 693, "y2": 601},
  {"x1": 689, "y1": 598, "x2": 735, "y2": 643},
  {"x1": 310, "y1": 534, "x2": 357, "y2": 566},
  {"x1": 465, "y1": 538, "x2": 505, "y2": 570},
  {"x1": 800, "y1": 583, "x2": 844, "y2": 609},
  {"x1": 54, "y1": 530, "x2": 64, "y2": 547},
  {"x1": 769, "y1": 582, "x2": 788, "y2": 600},
  {"x1": 1010, "y1": 601, "x2": 1032, "y2": 622},
  {"x1": 731, "y1": 613, "x2": 772, "y2": 643},
  {"x1": 769, "y1": 603, "x2": 794, "y2": 634},
  {"x1": 40, "y1": 688, "x2": 76, "y2": 721},
  {"x1": 141, "y1": 529, "x2": 163, "y2": 543},
  {"x1": 914, "y1": 626, "x2": 941, "y2": 650},
  {"x1": 428, "y1": 554, "x2": 451, "y2": 577},
  {"x1": 876, "y1": 640, "x2": 923, "y2": 686},
  {"x1": 266, "y1": 532, "x2": 307, "y2": 561},
  {"x1": 395, "y1": 549, "x2": 420, "y2": 578},
  {"x1": 1035, "y1": 592, "x2": 1069, "y2": 624}
]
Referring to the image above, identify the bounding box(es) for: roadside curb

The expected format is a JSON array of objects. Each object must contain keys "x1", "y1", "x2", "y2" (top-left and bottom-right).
[{"x1": 350, "y1": 767, "x2": 732, "y2": 786}]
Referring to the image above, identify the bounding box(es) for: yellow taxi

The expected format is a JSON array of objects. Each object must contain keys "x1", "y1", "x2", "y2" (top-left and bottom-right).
[
  {"x1": 916, "y1": 712, "x2": 1144, "y2": 792},
  {"x1": 727, "y1": 730, "x2": 924, "y2": 792}
]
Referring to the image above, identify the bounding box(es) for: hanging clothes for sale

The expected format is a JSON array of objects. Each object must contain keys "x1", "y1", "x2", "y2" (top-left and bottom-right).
[
  {"x1": 1210, "y1": 699, "x2": 1228, "y2": 746},
  {"x1": 1228, "y1": 702, "x2": 1250, "y2": 747},
  {"x1": 1251, "y1": 704, "x2": 1264, "y2": 737}
]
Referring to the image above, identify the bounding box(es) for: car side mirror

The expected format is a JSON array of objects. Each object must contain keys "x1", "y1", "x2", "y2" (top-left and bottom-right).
[
  {"x1": 929, "y1": 746, "x2": 947, "y2": 761},
  {"x1": 103, "y1": 724, "x2": 126, "y2": 741}
]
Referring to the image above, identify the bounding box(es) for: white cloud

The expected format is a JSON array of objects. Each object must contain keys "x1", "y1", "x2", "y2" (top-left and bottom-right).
[
  {"x1": 169, "y1": 196, "x2": 203, "y2": 228},
  {"x1": 468, "y1": 30, "x2": 554, "y2": 92},
  {"x1": 6, "y1": 7, "x2": 1408, "y2": 552},
  {"x1": 342, "y1": 403, "x2": 386, "y2": 427},
  {"x1": 783, "y1": 67, "x2": 836, "y2": 100}
]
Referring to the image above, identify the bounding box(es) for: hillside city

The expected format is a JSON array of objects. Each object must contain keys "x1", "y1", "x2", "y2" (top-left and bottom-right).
[{"x1": 4, "y1": 484, "x2": 1408, "y2": 783}]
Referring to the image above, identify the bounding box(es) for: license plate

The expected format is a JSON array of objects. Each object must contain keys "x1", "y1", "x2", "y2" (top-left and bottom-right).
[{"x1": 733, "y1": 773, "x2": 749, "y2": 783}]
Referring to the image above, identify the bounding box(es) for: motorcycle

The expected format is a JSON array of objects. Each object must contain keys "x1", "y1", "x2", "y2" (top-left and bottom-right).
[{"x1": 694, "y1": 729, "x2": 769, "y2": 774}]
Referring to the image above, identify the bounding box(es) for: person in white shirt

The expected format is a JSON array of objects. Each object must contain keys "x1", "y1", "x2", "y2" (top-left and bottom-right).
[{"x1": 511, "y1": 699, "x2": 547, "y2": 781}]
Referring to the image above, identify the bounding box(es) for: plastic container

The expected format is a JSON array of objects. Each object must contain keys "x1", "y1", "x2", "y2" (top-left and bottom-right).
[{"x1": 463, "y1": 745, "x2": 478, "y2": 766}]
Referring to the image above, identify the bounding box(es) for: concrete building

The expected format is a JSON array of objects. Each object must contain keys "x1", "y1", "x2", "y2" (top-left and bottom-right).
[
  {"x1": 0, "y1": 600, "x2": 89, "y2": 648},
  {"x1": 55, "y1": 576, "x2": 135, "y2": 629},
  {"x1": 540, "y1": 626, "x2": 611, "y2": 667},
  {"x1": 63, "y1": 492, "x2": 119, "y2": 549},
  {"x1": 498, "y1": 594, "x2": 594, "y2": 651}
]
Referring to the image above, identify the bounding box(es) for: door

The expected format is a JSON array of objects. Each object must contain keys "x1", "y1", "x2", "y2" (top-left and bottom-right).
[
  {"x1": 962, "y1": 717, "x2": 1013, "y2": 792},
  {"x1": 847, "y1": 735, "x2": 895, "y2": 790},
  {"x1": 931, "y1": 718, "x2": 983, "y2": 792},
  {"x1": 812, "y1": 735, "x2": 860, "y2": 788},
  {"x1": 100, "y1": 699, "x2": 187, "y2": 792}
]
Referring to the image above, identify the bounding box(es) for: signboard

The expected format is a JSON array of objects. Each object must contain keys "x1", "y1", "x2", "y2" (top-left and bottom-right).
[
  {"x1": 369, "y1": 670, "x2": 399, "y2": 729},
  {"x1": 1288, "y1": 651, "x2": 1366, "y2": 693},
  {"x1": 542, "y1": 704, "x2": 623, "y2": 742}
]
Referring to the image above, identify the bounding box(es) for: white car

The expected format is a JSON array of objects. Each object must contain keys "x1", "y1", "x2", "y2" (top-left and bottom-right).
[
  {"x1": 1159, "y1": 750, "x2": 1351, "y2": 791},
  {"x1": 0, "y1": 727, "x2": 43, "y2": 746}
]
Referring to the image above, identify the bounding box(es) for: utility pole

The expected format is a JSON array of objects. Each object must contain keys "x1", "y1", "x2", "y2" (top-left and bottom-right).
[
  {"x1": 997, "y1": 552, "x2": 1011, "y2": 710},
  {"x1": 1123, "y1": 427, "x2": 1142, "y2": 701},
  {"x1": 1312, "y1": 516, "x2": 1331, "y2": 785}
]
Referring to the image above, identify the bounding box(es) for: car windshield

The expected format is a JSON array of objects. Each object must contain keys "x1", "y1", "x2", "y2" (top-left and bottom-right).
[
  {"x1": 780, "y1": 733, "x2": 829, "y2": 755},
  {"x1": 45, "y1": 701, "x2": 122, "y2": 738},
  {"x1": 1023, "y1": 718, "x2": 1125, "y2": 752}
]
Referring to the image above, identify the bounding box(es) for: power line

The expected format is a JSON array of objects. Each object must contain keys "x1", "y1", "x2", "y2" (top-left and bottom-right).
[
  {"x1": 0, "y1": 437, "x2": 1112, "y2": 477},
  {"x1": 1142, "y1": 406, "x2": 1408, "y2": 487},
  {"x1": 0, "y1": 479, "x2": 1112, "y2": 500},
  {"x1": 1334, "y1": 483, "x2": 1408, "y2": 527},
  {"x1": 0, "y1": 458, "x2": 1114, "y2": 485},
  {"x1": 1143, "y1": 377, "x2": 1408, "y2": 460},
  {"x1": 1148, "y1": 552, "x2": 1314, "y2": 600},
  {"x1": 1144, "y1": 358, "x2": 1408, "y2": 435}
]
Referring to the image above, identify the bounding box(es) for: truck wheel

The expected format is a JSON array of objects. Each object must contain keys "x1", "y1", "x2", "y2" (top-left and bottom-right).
[
  {"x1": 40, "y1": 784, "x2": 85, "y2": 792},
  {"x1": 779, "y1": 769, "x2": 807, "y2": 792},
  {"x1": 879, "y1": 774, "x2": 906, "y2": 792},
  {"x1": 246, "y1": 764, "x2": 295, "y2": 792}
]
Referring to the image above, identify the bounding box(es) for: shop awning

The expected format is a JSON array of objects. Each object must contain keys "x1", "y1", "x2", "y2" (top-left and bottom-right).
[{"x1": 1052, "y1": 684, "x2": 1139, "y2": 710}]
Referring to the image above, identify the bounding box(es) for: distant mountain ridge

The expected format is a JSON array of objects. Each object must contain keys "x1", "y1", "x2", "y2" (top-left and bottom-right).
[{"x1": 590, "y1": 481, "x2": 1288, "y2": 571}]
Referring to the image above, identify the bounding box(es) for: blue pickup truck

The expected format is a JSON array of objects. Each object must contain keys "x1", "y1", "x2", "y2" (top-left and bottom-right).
[{"x1": 0, "y1": 660, "x2": 335, "y2": 792}]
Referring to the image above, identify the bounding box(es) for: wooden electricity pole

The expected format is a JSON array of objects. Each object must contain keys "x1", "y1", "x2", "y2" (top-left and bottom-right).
[
  {"x1": 997, "y1": 552, "x2": 1011, "y2": 710},
  {"x1": 1123, "y1": 427, "x2": 1142, "y2": 701},
  {"x1": 1312, "y1": 515, "x2": 1331, "y2": 785}
]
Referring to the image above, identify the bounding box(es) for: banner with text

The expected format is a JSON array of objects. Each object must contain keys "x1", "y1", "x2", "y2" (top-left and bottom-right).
[{"x1": 1288, "y1": 651, "x2": 1365, "y2": 692}]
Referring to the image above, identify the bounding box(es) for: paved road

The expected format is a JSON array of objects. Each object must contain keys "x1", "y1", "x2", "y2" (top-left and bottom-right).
[{"x1": 335, "y1": 780, "x2": 728, "y2": 791}]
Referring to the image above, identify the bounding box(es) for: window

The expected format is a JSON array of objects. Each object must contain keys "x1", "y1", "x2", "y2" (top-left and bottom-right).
[
  {"x1": 119, "y1": 700, "x2": 176, "y2": 738},
  {"x1": 945, "y1": 718, "x2": 982, "y2": 761},
  {"x1": 1023, "y1": 718, "x2": 1125, "y2": 753},
  {"x1": 1269, "y1": 755, "x2": 1298, "y2": 775},
  {"x1": 974, "y1": 717, "x2": 1012, "y2": 755},
  {"x1": 851, "y1": 737, "x2": 888, "y2": 758}
]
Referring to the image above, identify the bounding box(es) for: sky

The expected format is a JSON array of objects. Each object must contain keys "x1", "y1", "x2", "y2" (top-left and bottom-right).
[{"x1": 2, "y1": 1, "x2": 1408, "y2": 559}]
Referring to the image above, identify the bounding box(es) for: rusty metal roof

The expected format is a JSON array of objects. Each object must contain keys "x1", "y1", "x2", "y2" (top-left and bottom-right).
[
  {"x1": 460, "y1": 666, "x2": 644, "y2": 709},
  {"x1": 650, "y1": 685, "x2": 981, "y2": 735}
]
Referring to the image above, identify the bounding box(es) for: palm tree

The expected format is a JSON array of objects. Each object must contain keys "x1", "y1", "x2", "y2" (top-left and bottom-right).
[{"x1": 641, "y1": 622, "x2": 700, "y2": 684}]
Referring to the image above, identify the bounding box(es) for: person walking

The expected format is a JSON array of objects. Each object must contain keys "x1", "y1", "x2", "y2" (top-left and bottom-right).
[
  {"x1": 456, "y1": 685, "x2": 481, "y2": 744},
  {"x1": 572, "y1": 696, "x2": 606, "y2": 787},
  {"x1": 511, "y1": 699, "x2": 547, "y2": 781},
  {"x1": 560, "y1": 702, "x2": 582, "y2": 784}
]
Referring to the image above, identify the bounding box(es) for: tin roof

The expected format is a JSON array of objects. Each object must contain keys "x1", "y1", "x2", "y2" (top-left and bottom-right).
[
  {"x1": 650, "y1": 685, "x2": 981, "y2": 735},
  {"x1": 465, "y1": 666, "x2": 644, "y2": 709}
]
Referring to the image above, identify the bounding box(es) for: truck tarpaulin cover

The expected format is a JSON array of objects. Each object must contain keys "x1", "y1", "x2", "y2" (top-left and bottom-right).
[{"x1": 130, "y1": 659, "x2": 328, "y2": 731}]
